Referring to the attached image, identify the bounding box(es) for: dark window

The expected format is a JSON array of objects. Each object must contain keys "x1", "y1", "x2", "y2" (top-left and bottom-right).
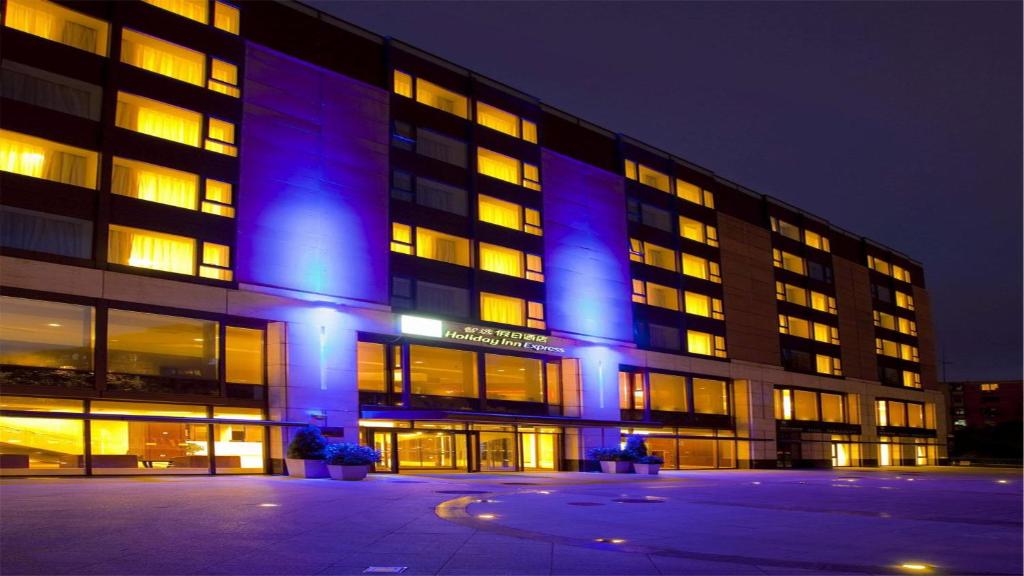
[
  {"x1": 782, "y1": 348, "x2": 813, "y2": 372},
  {"x1": 2, "y1": 60, "x2": 102, "y2": 120},
  {"x1": 0, "y1": 206, "x2": 92, "y2": 258}
]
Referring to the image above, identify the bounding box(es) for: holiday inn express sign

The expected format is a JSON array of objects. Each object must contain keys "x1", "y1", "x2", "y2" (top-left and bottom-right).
[{"x1": 399, "y1": 315, "x2": 568, "y2": 354}]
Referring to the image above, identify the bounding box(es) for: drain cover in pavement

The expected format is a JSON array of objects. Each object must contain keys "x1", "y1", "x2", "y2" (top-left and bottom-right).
[
  {"x1": 613, "y1": 497, "x2": 665, "y2": 504},
  {"x1": 567, "y1": 502, "x2": 605, "y2": 506},
  {"x1": 435, "y1": 490, "x2": 489, "y2": 494},
  {"x1": 363, "y1": 568, "x2": 407, "y2": 574}
]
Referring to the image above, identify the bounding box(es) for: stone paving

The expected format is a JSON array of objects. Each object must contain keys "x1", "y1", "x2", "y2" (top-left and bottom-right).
[{"x1": 0, "y1": 467, "x2": 1020, "y2": 575}]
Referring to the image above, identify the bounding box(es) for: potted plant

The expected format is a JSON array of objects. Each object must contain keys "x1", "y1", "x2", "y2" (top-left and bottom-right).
[
  {"x1": 634, "y1": 454, "x2": 664, "y2": 475},
  {"x1": 588, "y1": 447, "x2": 633, "y2": 474},
  {"x1": 285, "y1": 425, "x2": 328, "y2": 478},
  {"x1": 324, "y1": 443, "x2": 381, "y2": 481}
]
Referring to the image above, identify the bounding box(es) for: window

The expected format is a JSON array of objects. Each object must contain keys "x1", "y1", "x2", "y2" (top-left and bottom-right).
[
  {"x1": 415, "y1": 280, "x2": 470, "y2": 319},
  {"x1": 390, "y1": 224, "x2": 472, "y2": 267},
  {"x1": 0, "y1": 396, "x2": 85, "y2": 473},
  {"x1": 692, "y1": 378, "x2": 728, "y2": 415},
  {"x1": 107, "y1": 309, "x2": 218, "y2": 380},
  {"x1": 892, "y1": 264, "x2": 911, "y2": 283},
  {"x1": 112, "y1": 157, "x2": 198, "y2": 210},
  {"x1": 687, "y1": 330, "x2": 726, "y2": 358},
  {"x1": 115, "y1": 92, "x2": 201, "y2": 147},
  {"x1": 793, "y1": 389, "x2": 818, "y2": 420},
  {"x1": 980, "y1": 383, "x2": 1000, "y2": 392},
  {"x1": 770, "y1": 217, "x2": 801, "y2": 241},
  {"x1": 902, "y1": 371, "x2": 921, "y2": 389},
  {"x1": 4, "y1": 0, "x2": 109, "y2": 55},
  {"x1": 390, "y1": 223, "x2": 412, "y2": 254},
  {"x1": 628, "y1": 199, "x2": 673, "y2": 231},
  {"x1": 815, "y1": 354, "x2": 842, "y2": 376},
  {"x1": 813, "y1": 322, "x2": 840, "y2": 345},
  {"x1": 356, "y1": 342, "x2": 386, "y2": 392},
  {"x1": 393, "y1": 70, "x2": 413, "y2": 97},
  {"x1": 774, "y1": 388, "x2": 793, "y2": 420},
  {"x1": 203, "y1": 179, "x2": 234, "y2": 217},
  {"x1": 682, "y1": 254, "x2": 721, "y2": 283},
  {"x1": 480, "y1": 293, "x2": 526, "y2": 327},
  {"x1": 629, "y1": 240, "x2": 677, "y2": 272},
  {"x1": 199, "y1": 242, "x2": 232, "y2": 281},
  {"x1": 647, "y1": 323, "x2": 681, "y2": 350},
  {"x1": 649, "y1": 373, "x2": 686, "y2": 412},
  {"x1": 2, "y1": 60, "x2": 103, "y2": 120},
  {"x1": 416, "y1": 78, "x2": 468, "y2": 118},
  {"x1": 776, "y1": 281, "x2": 837, "y2": 314},
  {"x1": 205, "y1": 117, "x2": 237, "y2": 156},
  {"x1": 225, "y1": 327, "x2": 263, "y2": 384},
  {"x1": 778, "y1": 314, "x2": 811, "y2": 339},
  {"x1": 108, "y1": 225, "x2": 194, "y2": 276},
  {"x1": 1, "y1": 206, "x2": 92, "y2": 258},
  {"x1": 907, "y1": 403, "x2": 924, "y2": 428},
  {"x1": 676, "y1": 179, "x2": 714, "y2": 208},
  {"x1": 208, "y1": 59, "x2": 240, "y2": 97},
  {"x1": 684, "y1": 292, "x2": 724, "y2": 320},
  {"x1": 476, "y1": 102, "x2": 537, "y2": 143},
  {"x1": 0, "y1": 296, "x2": 94, "y2": 371},
  {"x1": 624, "y1": 160, "x2": 670, "y2": 193},
  {"x1": 868, "y1": 255, "x2": 912, "y2": 283},
  {"x1": 408, "y1": 345, "x2": 478, "y2": 398},
  {"x1": 479, "y1": 243, "x2": 523, "y2": 278},
  {"x1": 414, "y1": 128, "x2": 466, "y2": 167},
  {"x1": 897, "y1": 317, "x2": 917, "y2": 336},
  {"x1": 485, "y1": 354, "x2": 543, "y2": 403},
  {"x1": 478, "y1": 195, "x2": 541, "y2": 235},
  {"x1": 1, "y1": 129, "x2": 98, "y2": 189},
  {"x1": 646, "y1": 282, "x2": 680, "y2": 311},
  {"x1": 804, "y1": 229, "x2": 830, "y2": 252},
  {"x1": 477, "y1": 147, "x2": 540, "y2": 191},
  {"x1": 820, "y1": 393, "x2": 844, "y2": 423},
  {"x1": 873, "y1": 310, "x2": 897, "y2": 331},
  {"x1": 213, "y1": 1, "x2": 239, "y2": 34},
  {"x1": 680, "y1": 216, "x2": 718, "y2": 247},
  {"x1": 807, "y1": 260, "x2": 833, "y2": 283},
  {"x1": 773, "y1": 249, "x2": 806, "y2": 275},
  {"x1": 771, "y1": 217, "x2": 830, "y2": 252},
  {"x1": 619, "y1": 371, "x2": 645, "y2": 410},
  {"x1": 121, "y1": 29, "x2": 205, "y2": 86},
  {"x1": 143, "y1": 0, "x2": 208, "y2": 23},
  {"x1": 526, "y1": 254, "x2": 544, "y2": 282},
  {"x1": 895, "y1": 290, "x2": 915, "y2": 311}
]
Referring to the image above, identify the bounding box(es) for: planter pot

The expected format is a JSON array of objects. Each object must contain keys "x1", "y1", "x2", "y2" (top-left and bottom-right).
[
  {"x1": 634, "y1": 463, "x2": 661, "y2": 475},
  {"x1": 327, "y1": 464, "x2": 369, "y2": 481},
  {"x1": 599, "y1": 460, "x2": 633, "y2": 474},
  {"x1": 285, "y1": 458, "x2": 328, "y2": 478}
]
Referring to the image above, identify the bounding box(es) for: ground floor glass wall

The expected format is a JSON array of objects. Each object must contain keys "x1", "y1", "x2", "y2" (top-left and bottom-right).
[{"x1": 621, "y1": 428, "x2": 740, "y2": 469}]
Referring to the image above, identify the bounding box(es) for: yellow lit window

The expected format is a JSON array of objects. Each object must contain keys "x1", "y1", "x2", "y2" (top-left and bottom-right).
[
  {"x1": 416, "y1": 78, "x2": 468, "y2": 118},
  {"x1": 773, "y1": 248, "x2": 806, "y2": 275},
  {"x1": 393, "y1": 70, "x2": 413, "y2": 98},
  {"x1": 682, "y1": 253, "x2": 721, "y2": 283},
  {"x1": 523, "y1": 163, "x2": 541, "y2": 191},
  {"x1": 108, "y1": 224, "x2": 195, "y2": 275},
  {"x1": 902, "y1": 371, "x2": 921, "y2": 389},
  {"x1": 778, "y1": 315, "x2": 810, "y2": 339},
  {"x1": 629, "y1": 239, "x2": 644, "y2": 263},
  {"x1": 116, "y1": 92, "x2": 201, "y2": 146},
  {"x1": 390, "y1": 223, "x2": 412, "y2": 254},
  {"x1": 643, "y1": 242, "x2": 677, "y2": 271},
  {"x1": 676, "y1": 179, "x2": 715, "y2": 208},
  {"x1": 480, "y1": 292, "x2": 525, "y2": 326},
  {"x1": 895, "y1": 290, "x2": 915, "y2": 310},
  {"x1": 980, "y1": 383, "x2": 999, "y2": 392},
  {"x1": 477, "y1": 147, "x2": 520, "y2": 185},
  {"x1": 680, "y1": 216, "x2": 718, "y2": 247},
  {"x1": 771, "y1": 217, "x2": 801, "y2": 241},
  {"x1": 479, "y1": 243, "x2": 523, "y2": 277},
  {"x1": 524, "y1": 208, "x2": 542, "y2": 235},
  {"x1": 527, "y1": 301, "x2": 545, "y2": 330},
  {"x1": 205, "y1": 117, "x2": 237, "y2": 156},
  {"x1": 526, "y1": 254, "x2": 544, "y2": 282},
  {"x1": 815, "y1": 354, "x2": 842, "y2": 376},
  {"x1": 899, "y1": 343, "x2": 919, "y2": 362},
  {"x1": 867, "y1": 255, "x2": 890, "y2": 275},
  {"x1": 143, "y1": 0, "x2": 208, "y2": 23},
  {"x1": 876, "y1": 338, "x2": 899, "y2": 358},
  {"x1": 200, "y1": 242, "x2": 232, "y2": 281},
  {"x1": 897, "y1": 317, "x2": 917, "y2": 336},
  {"x1": 416, "y1": 227, "x2": 471, "y2": 266},
  {"x1": 813, "y1": 322, "x2": 839, "y2": 345},
  {"x1": 1, "y1": 129, "x2": 98, "y2": 189},
  {"x1": 477, "y1": 102, "x2": 519, "y2": 138},
  {"x1": 213, "y1": 1, "x2": 239, "y2": 34},
  {"x1": 111, "y1": 157, "x2": 198, "y2": 209},
  {"x1": 208, "y1": 59, "x2": 240, "y2": 97},
  {"x1": 636, "y1": 164, "x2": 670, "y2": 193},
  {"x1": 226, "y1": 327, "x2": 263, "y2": 384},
  {"x1": 892, "y1": 264, "x2": 911, "y2": 283},
  {"x1": 804, "y1": 229, "x2": 830, "y2": 252},
  {"x1": 810, "y1": 290, "x2": 837, "y2": 314},
  {"x1": 624, "y1": 159, "x2": 638, "y2": 181},
  {"x1": 4, "y1": 0, "x2": 109, "y2": 55},
  {"x1": 478, "y1": 194, "x2": 521, "y2": 230},
  {"x1": 685, "y1": 292, "x2": 723, "y2": 320},
  {"x1": 687, "y1": 330, "x2": 726, "y2": 358},
  {"x1": 873, "y1": 310, "x2": 895, "y2": 330},
  {"x1": 631, "y1": 279, "x2": 647, "y2": 304},
  {"x1": 522, "y1": 120, "x2": 537, "y2": 144},
  {"x1": 645, "y1": 282, "x2": 679, "y2": 311},
  {"x1": 202, "y1": 179, "x2": 234, "y2": 217},
  {"x1": 121, "y1": 29, "x2": 204, "y2": 86}
]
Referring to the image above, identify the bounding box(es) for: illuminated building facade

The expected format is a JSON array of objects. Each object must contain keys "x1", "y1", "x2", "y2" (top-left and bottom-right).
[{"x1": 0, "y1": 0, "x2": 946, "y2": 475}]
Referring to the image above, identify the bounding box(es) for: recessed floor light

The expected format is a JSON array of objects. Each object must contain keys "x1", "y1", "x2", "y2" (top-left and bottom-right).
[
  {"x1": 477, "y1": 514, "x2": 496, "y2": 519},
  {"x1": 898, "y1": 562, "x2": 932, "y2": 572},
  {"x1": 996, "y1": 479, "x2": 1009, "y2": 484},
  {"x1": 594, "y1": 538, "x2": 625, "y2": 544},
  {"x1": 258, "y1": 503, "x2": 279, "y2": 507}
]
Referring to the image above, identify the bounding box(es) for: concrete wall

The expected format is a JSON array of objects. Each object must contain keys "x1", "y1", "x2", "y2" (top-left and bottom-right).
[{"x1": 717, "y1": 213, "x2": 780, "y2": 366}]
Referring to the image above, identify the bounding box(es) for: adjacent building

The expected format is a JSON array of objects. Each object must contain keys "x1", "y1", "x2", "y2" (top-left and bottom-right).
[
  {"x1": 0, "y1": 0, "x2": 947, "y2": 475},
  {"x1": 944, "y1": 380, "x2": 1022, "y2": 464}
]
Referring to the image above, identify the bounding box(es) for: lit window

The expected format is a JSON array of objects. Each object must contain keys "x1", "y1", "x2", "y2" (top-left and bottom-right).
[
  {"x1": 684, "y1": 292, "x2": 724, "y2": 320},
  {"x1": 208, "y1": 59, "x2": 240, "y2": 97},
  {"x1": 793, "y1": 389, "x2": 819, "y2": 420},
  {"x1": 680, "y1": 216, "x2": 718, "y2": 247},
  {"x1": 527, "y1": 301, "x2": 545, "y2": 330},
  {"x1": 226, "y1": 326, "x2": 263, "y2": 384},
  {"x1": 213, "y1": 1, "x2": 239, "y2": 34},
  {"x1": 1, "y1": 129, "x2": 98, "y2": 189},
  {"x1": 876, "y1": 400, "x2": 888, "y2": 426},
  {"x1": 895, "y1": 290, "x2": 915, "y2": 311},
  {"x1": 108, "y1": 224, "x2": 195, "y2": 276},
  {"x1": 106, "y1": 310, "x2": 218, "y2": 380},
  {"x1": 390, "y1": 223, "x2": 412, "y2": 254},
  {"x1": 692, "y1": 378, "x2": 728, "y2": 415},
  {"x1": 121, "y1": 29, "x2": 205, "y2": 86},
  {"x1": 115, "y1": 92, "x2": 201, "y2": 146},
  {"x1": 770, "y1": 217, "x2": 801, "y2": 242},
  {"x1": 523, "y1": 163, "x2": 541, "y2": 191},
  {"x1": 522, "y1": 120, "x2": 538, "y2": 144},
  {"x1": 631, "y1": 279, "x2": 647, "y2": 304},
  {"x1": 815, "y1": 354, "x2": 842, "y2": 376},
  {"x1": 873, "y1": 310, "x2": 897, "y2": 330},
  {"x1": 681, "y1": 253, "x2": 721, "y2": 283},
  {"x1": 143, "y1": 0, "x2": 208, "y2": 23},
  {"x1": 899, "y1": 343, "x2": 919, "y2": 362},
  {"x1": 810, "y1": 291, "x2": 837, "y2": 314},
  {"x1": 902, "y1": 371, "x2": 921, "y2": 389},
  {"x1": 820, "y1": 393, "x2": 844, "y2": 423},
  {"x1": 4, "y1": 0, "x2": 109, "y2": 55},
  {"x1": 778, "y1": 314, "x2": 810, "y2": 339},
  {"x1": 524, "y1": 208, "x2": 542, "y2": 236},
  {"x1": 416, "y1": 227, "x2": 471, "y2": 266},
  {"x1": 624, "y1": 161, "x2": 670, "y2": 193},
  {"x1": 804, "y1": 229, "x2": 830, "y2": 252},
  {"x1": 200, "y1": 242, "x2": 232, "y2": 281},
  {"x1": 111, "y1": 157, "x2": 198, "y2": 210},
  {"x1": 478, "y1": 194, "x2": 521, "y2": 230},
  {"x1": 676, "y1": 179, "x2": 714, "y2": 208},
  {"x1": 477, "y1": 147, "x2": 520, "y2": 185},
  {"x1": 393, "y1": 70, "x2": 413, "y2": 98},
  {"x1": 773, "y1": 248, "x2": 806, "y2": 275},
  {"x1": 876, "y1": 338, "x2": 900, "y2": 358},
  {"x1": 687, "y1": 330, "x2": 726, "y2": 358},
  {"x1": 476, "y1": 102, "x2": 536, "y2": 143},
  {"x1": 202, "y1": 179, "x2": 234, "y2": 217},
  {"x1": 0, "y1": 296, "x2": 94, "y2": 371},
  {"x1": 812, "y1": 322, "x2": 840, "y2": 345},
  {"x1": 205, "y1": 117, "x2": 237, "y2": 156},
  {"x1": 892, "y1": 264, "x2": 911, "y2": 283},
  {"x1": 897, "y1": 317, "x2": 917, "y2": 336},
  {"x1": 644, "y1": 282, "x2": 680, "y2": 311},
  {"x1": 479, "y1": 243, "x2": 524, "y2": 278},
  {"x1": 480, "y1": 292, "x2": 524, "y2": 327},
  {"x1": 775, "y1": 388, "x2": 793, "y2": 420},
  {"x1": 526, "y1": 254, "x2": 544, "y2": 282},
  {"x1": 980, "y1": 383, "x2": 1000, "y2": 392},
  {"x1": 640, "y1": 241, "x2": 677, "y2": 271},
  {"x1": 415, "y1": 78, "x2": 468, "y2": 118},
  {"x1": 624, "y1": 159, "x2": 638, "y2": 180}
]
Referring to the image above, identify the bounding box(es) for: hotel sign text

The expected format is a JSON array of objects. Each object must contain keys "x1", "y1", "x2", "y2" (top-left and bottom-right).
[{"x1": 399, "y1": 315, "x2": 568, "y2": 354}]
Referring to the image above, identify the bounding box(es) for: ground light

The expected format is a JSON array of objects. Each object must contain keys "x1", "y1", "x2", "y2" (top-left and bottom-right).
[
  {"x1": 257, "y1": 503, "x2": 279, "y2": 507},
  {"x1": 476, "y1": 514, "x2": 496, "y2": 520},
  {"x1": 897, "y1": 562, "x2": 933, "y2": 572},
  {"x1": 996, "y1": 479, "x2": 1009, "y2": 484},
  {"x1": 594, "y1": 538, "x2": 626, "y2": 544}
]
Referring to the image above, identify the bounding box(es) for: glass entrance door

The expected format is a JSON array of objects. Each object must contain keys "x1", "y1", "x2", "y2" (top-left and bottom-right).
[
  {"x1": 520, "y1": 432, "x2": 558, "y2": 471},
  {"x1": 370, "y1": 430, "x2": 393, "y2": 472},
  {"x1": 479, "y1": 432, "x2": 516, "y2": 471},
  {"x1": 396, "y1": 431, "x2": 467, "y2": 471},
  {"x1": 831, "y1": 442, "x2": 850, "y2": 467}
]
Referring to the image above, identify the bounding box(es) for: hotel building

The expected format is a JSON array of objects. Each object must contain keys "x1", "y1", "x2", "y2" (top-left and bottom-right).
[{"x1": 0, "y1": 0, "x2": 947, "y2": 475}]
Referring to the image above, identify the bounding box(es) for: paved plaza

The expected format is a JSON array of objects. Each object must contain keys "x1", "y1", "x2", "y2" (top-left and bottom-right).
[{"x1": 1, "y1": 468, "x2": 1020, "y2": 575}]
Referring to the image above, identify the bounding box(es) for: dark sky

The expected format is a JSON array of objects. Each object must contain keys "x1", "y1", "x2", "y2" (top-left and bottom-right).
[{"x1": 311, "y1": 1, "x2": 1023, "y2": 381}]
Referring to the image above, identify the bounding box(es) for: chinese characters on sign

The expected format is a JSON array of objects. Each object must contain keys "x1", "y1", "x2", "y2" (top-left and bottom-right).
[{"x1": 399, "y1": 315, "x2": 567, "y2": 354}]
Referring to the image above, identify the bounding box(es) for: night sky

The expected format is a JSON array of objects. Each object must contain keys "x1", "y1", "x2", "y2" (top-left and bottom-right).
[{"x1": 312, "y1": 1, "x2": 1023, "y2": 381}]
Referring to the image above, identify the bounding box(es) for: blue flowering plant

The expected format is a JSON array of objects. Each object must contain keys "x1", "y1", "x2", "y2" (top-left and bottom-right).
[
  {"x1": 324, "y1": 442, "x2": 382, "y2": 466},
  {"x1": 286, "y1": 425, "x2": 327, "y2": 460}
]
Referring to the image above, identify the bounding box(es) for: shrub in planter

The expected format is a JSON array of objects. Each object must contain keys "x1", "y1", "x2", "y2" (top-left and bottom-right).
[
  {"x1": 587, "y1": 447, "x2": 633, "y2": 474},
  {"x1": 285, "y1": 425, "x2": 328, "y2": 478},
  {"x1": 634, "y1": 454, "x2": 664, "y2": 475},
  {"x1": 324, "y1": 443, "x2": 382, "y2": 481},
  {"x1": 623, "y1": 435, "x2": 649, "y2": 460}
]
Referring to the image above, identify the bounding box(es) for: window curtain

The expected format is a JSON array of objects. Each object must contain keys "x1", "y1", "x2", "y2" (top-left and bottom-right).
[
  {"x1": 112, "y1": 163, "x2": 198, "y2": 209},
  {"x1": 122, "y1": 34, "x2": 203, "y2": 85},
  {"x1": 426, "y1": 237, "x2": 457, "y2": 264},
  {"x1": 0, "y1": 207, "x2": 91, "y2": 258},
  {"x1": 416, "y1": 282, "x2": 469, "y2": 318},
  {"x1": 116, "y1": 99, "x2": 200, "y2": 146},
  {"x1": 417, "y1": 131, "x2": 466, "y2": 167},
  {"x1": 477, "y1": 152, "x2": 519, "y2": 184},
  {"x1": 479, "y1": 199, "x2": 520, "y2": 229},
  {"x1": 0, "y1": 139, "x2": 87, "y2": 187},
  {"x1": 1, "y1": 66, "x2": 96, "y2": 119},
  {"x1": 480, "y1": 294, "x2": 524, "y2": 326},
  {"x1": 417, "y1": 180, "x2": 467, "y2": 216},
  {"x1": 108, "y1": 227, "x2": 194, "y2": 275},
  {"x1": 5, "y1": 0, "x2": 56, "y2": 41},
  {"x1": 480, "y1": 246, "x2": 522, "y2": 277},
  {"x1": 144, "y1": 0, "x2": 208, "y2": 23},
  {"x1": 60, "y1": 21, "x2": 98, "y2": 53}
]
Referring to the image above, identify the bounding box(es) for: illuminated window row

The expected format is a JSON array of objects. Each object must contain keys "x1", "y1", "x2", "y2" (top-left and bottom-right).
[
  {"x1": 782, "y1": 348, "x2": 842, "y2": 376},
  {"x1": 774, "y1": 387, "x2": 855, "y2": 423},
  {"x1": 773, "y1": 248, "x2": 833, "y2": 283},
  {"x1": 479, "y1": 194, "x2": 542, "y2": 235},
  {"x1": 873, "y1": 310, "x2": 917, "y2": 336},
  {"x1": 876, "y1": 338, "x2": 919, "y2": 362},
  {"x1": 628, "y1": 240, "x2": 721, "y2": 282},
  {"x1": 476, "y1": 102, "x2": 537, "y2": 143},
  {"x1": 874, "y1": 283, "x2": 916, "y2": 311},
  {"x1": 143, "y1": 0, "x2": 239, "y2": 34},
  {"x1": 478, "y1": 148, "x2": 540, "y2": 191},
  {"x1": 618, "y1": 370, "x2": 729, "y2": 415},
  {"x1": 108, "y1": 224, "x2": 232, "y2": 281},
  {"x1": 480, "y1": 292, "x2": 545, "y2": 330},
  {"x1": 876, "y1": 399, "x2": 932, "y2": 429},
  {"x1": 624, "y1": 160, "x2": 715, "y2": 208},
  {"x1": 867, "y1": 254, "x2": 912, "y2": 283},
  {"x1": 391, "y1": 224, "x2": 543, "y2": 281},
  {"x1": 632, "y1": 281, "x2": 723, "y2": 320},
  {"x1": 115, "y1": 92, "x2": 236, "y2": 156},
  {"x1": 1, "y1": 129, "x2": 99, "y2": 189},
  {"x1": 121, "y1": 29, "x2": 240, "y2": 97},
  {"x1": 680, "y1": 216, "x2": 718, "y2": 247},
  {"x1": 775, "y1": 281, "x2": 837, "y2": 314},
  {"x1": 778, "y1": 314, "x2": 840, "y2": 345},
  {"x1": 4, "y1": 0, "x2": 109, "y2": 55},
  {"x1": 770, "y1": 216, "x2": 830, "y2": 252}
]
